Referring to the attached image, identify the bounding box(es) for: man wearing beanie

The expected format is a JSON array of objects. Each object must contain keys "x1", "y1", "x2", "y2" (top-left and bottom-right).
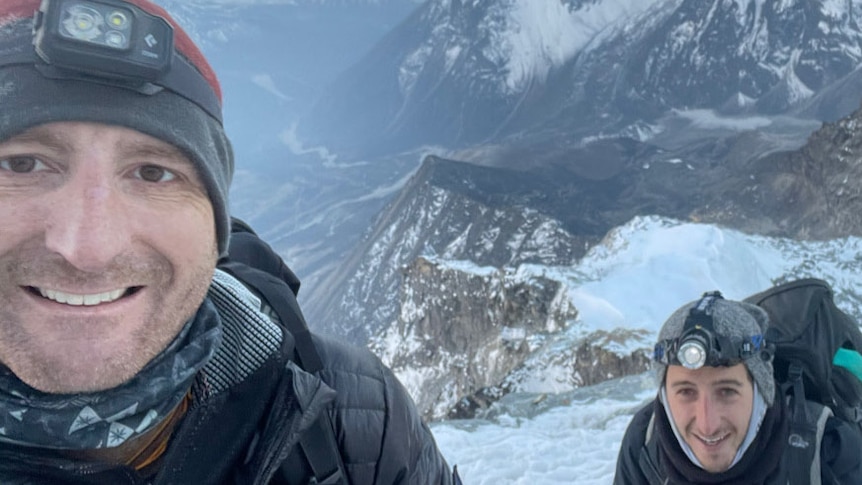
[
  {"x1": 0, "y1": 0, "x2": 455, "y2": 483},
  {"x1": 614, "y1": 292, "x2": 862, "y2": 484}
]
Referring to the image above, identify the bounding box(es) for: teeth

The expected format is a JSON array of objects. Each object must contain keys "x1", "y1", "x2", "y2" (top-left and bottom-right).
[
  {"x1": 701, "y1": 435, "x2": 725, "y2": 445},
  {"x1": 38, "y1": 288, "x2": 126, "y2": 306}
]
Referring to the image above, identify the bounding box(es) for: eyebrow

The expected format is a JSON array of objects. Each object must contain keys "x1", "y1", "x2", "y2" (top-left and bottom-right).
[
  {"x1": 6, "y1": 127, "x2": 191, "y2": 165},
  {"x1": 6, "y1": 127, "x2": 71, "y2": 153},
  {"x1": 669, "y1": 378, "x2": 746, "y2": 389},
  {"x1": 118, "y1": 139, "x2": 191, "y2": 165}
]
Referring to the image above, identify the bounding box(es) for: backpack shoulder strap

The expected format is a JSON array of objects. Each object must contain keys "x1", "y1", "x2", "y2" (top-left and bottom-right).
[
  {"x1": 220, "y1": 219, "x2": 345, "y2": 485},
  {"x1": 782, "y1": 361, "x2": 832, "y2": 485}
]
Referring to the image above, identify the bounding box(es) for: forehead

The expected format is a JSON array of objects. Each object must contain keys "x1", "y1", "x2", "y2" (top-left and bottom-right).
[
  {"x1": 2, "y1": 121, "x2": 191, "y2": 161},
  {"x1": 666, "y1": 362, "x2": 751, "y2": 385},
  {"x1": 5, "y1": 121, "x2": 164, "y2": 145}
]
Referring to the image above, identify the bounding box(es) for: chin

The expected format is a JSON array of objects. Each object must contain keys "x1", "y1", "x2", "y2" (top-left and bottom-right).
[
  {"x1": 700, "y1": 456, "x2": 734, "y2": 473},
  {"x1": 11, "y1": 345, "x2": 143, "y2": 394}
]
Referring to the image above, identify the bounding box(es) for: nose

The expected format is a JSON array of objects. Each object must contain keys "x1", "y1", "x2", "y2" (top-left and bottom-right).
[
  {"x1": 44, "y1": 169, "x2": 130, "y2": 272},
  {"x1": 694, "y1": 394, "x2": 722, "y2": 436}
]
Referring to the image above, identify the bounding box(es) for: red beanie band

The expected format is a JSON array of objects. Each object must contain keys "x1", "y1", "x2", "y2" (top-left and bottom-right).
[{"x1": 1, "y1": 0, "x2": 222, "y2": 104}]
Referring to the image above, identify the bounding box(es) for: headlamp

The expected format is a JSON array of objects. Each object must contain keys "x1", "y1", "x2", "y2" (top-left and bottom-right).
[
  {"x1": 34, "y1": 0, "x2": 173, "y2": 81},
  {"x1": 653, "y1": 291, "x2": 769, "y2": 370},
  {"x1": 0, "y1": 0, "x2": 223, "y2": 123}
]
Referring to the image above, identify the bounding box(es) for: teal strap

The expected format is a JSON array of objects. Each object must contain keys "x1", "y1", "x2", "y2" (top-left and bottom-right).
[{"x1": 834, "y1": 348, "x2": 862, "y2": 382}]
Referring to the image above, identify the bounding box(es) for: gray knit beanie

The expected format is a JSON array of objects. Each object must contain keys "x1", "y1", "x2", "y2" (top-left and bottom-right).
[
  {"x1": 655, "y1": 297, "x2": 775, "y2": 406},
  {"x1": 0, "y1": 0, "x2": 233, "y2": 256}
]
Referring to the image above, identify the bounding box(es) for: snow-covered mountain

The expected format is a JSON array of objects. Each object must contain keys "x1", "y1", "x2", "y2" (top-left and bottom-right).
[
  {"x1": 310, "y1": 63, "x2": 862, "y2": 420},
  {"x1": 229, "y1": 0, "x2": 862, "y2": 322},
  {"x1": 152, "y1": 0, "x2": 862, "y2": 428},
  {"x1": 148, "y1": 0, "x2": 862, "y2": 329},
  {"x1": 301, "y1": 0, "x2": 862, "y2": 155}
]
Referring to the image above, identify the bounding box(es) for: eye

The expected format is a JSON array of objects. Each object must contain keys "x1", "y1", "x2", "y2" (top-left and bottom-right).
[
  {"x1": 134, "y1": 165, "x2": 176, "y2": 183},
  {"x1": 0, "y1": 156, "x2": 48, "y2": 173},
  {"x1": 719, "y1": 388, "x2": 739, "y2": 399},
  {"x1": 676, "y1": 388, "x2": 697, "y2": 399}
]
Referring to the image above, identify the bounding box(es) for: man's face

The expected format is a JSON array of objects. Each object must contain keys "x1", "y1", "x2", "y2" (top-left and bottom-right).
[
  {"x1": 0, "y1": 121, "x2": 217, "y2": 393},
  {"x1": 664, "y1": 363, "x2": 754, "y2": 473}
]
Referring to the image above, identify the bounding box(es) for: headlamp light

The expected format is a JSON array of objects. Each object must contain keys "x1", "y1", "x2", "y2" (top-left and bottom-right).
[
  {"x1": 107, "y1": 10, "x2": 128, "y2": 28},
  {"x1": 62, "y1": 5, "x2": 100, "y2": 41},
  {"x1": 677, "y1": 339, "x2": 708, "y2": 369}
]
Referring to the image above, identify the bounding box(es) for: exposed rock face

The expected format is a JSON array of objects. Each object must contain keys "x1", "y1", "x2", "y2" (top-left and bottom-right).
[
  {"x1": 307, "y1": 156, "x2": 585, "y2": 344},
  {"x1": 625, "y1": 108, "x2": 862, "y2": 240},
  {"x1": 750, "y1": 111, "x2": 862, "y2": 239},
  {"x1": 571, "y1": 333, "x2": 653, "y2": 387},
  {"x1": 448, "y1": 328, "x2": 653, "y2": 419},
  {"x1": 370, "y1": 255, "x2": 657, "y2": 420},
  {"x1": 371, "y1": 256, "x2": 579, "y2": 420}
]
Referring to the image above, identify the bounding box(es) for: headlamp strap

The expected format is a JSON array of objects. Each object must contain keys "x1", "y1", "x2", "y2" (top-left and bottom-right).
[
  {"x1": 653, "y1": 291, "x2": 770, "y2": 367},
  {"x1": 34, "y1": 63, "x2": 165, "y2": 95},
  {"x1": 653, "y1": 291, "x2": 724, "y2": 364},
  {"x1": 686, "y1": 291, "x2": 724, "y2": 330}
]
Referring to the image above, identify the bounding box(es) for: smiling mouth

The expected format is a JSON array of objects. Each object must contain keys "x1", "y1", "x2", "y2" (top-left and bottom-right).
[
  {"x1": 27, "y1": 287, "x2": 141, "y2": 306},
  {"x1": 697, "y1": 434, "x2": 729, "y2": 446}
]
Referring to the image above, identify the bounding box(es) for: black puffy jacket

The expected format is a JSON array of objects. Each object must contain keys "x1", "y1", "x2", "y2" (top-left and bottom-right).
[
  {"x1": 0, "y1": 271, "x2": 453, "y2": 484},
  {"x1": 614, "y1": 398, "x2": 862, "y2": 485}
]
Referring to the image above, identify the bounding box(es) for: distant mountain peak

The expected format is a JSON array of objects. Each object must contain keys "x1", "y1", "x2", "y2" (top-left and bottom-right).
[
  {"x1": 304, "y1": 0, "x2": 862, "y2": 153},
  {"x1": 413, "y1": 0, "x2": 668, "y2": 96}
]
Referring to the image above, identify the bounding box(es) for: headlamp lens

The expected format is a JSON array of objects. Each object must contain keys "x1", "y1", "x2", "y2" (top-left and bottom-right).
[
  {"x1": 104, "y1": 30, "x2": 126, "y2": 48},
  {"x1": 62, "y1": 5, "x2": 102, "y2": 42},
  {"x1": 107, "y1": 11, "x2": 128, "y2": 28},
  {"x1": 678, "y1": 341, "x2": 707, "y2": 369}
]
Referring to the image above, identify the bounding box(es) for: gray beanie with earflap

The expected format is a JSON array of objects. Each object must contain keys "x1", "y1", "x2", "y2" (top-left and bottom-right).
[{"x1": 654, "y1": 297, "x2": 776, "y2": 406}]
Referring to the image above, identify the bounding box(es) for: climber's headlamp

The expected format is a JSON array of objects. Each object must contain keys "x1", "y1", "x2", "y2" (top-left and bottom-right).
[
  {"x1": 0, "y1": 0, "x2": 222, "y2": 122},
  {"x1": 34, "y1": 0, "x2": 173, "y2": 81},
  {"x1": 653, "y1": 291, "x2": 768, "y2": 370}
]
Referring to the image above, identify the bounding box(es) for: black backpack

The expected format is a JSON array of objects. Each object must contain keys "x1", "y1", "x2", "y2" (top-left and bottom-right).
[
  {"x1": 218, "y1": 218, "x2": 346, "y2": 485},
  {"x1": 744, "y1": 278, "x2": 862, "y2": 423},
  {"x1": 744, "y1": 278, "x2": 862, "y2": 483}
]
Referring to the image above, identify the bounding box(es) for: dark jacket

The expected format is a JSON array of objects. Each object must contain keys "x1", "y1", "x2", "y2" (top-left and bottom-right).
[
  {"x1": 614, "y1": 398, "x2": 862, "y2": 485},
  {"x1": 0, "y1": 271, "x2": 453, "y2": 484}
]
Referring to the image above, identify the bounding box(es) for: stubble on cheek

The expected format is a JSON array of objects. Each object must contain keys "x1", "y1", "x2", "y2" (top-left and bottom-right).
[{"x1": 0, "y1": 243, "x2": 216, "y2": 393}]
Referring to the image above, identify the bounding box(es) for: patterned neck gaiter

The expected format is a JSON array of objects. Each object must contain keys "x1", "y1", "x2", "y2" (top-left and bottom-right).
[{"x1": 0, "y1": 298, "x2": 222, "y2": 450}]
